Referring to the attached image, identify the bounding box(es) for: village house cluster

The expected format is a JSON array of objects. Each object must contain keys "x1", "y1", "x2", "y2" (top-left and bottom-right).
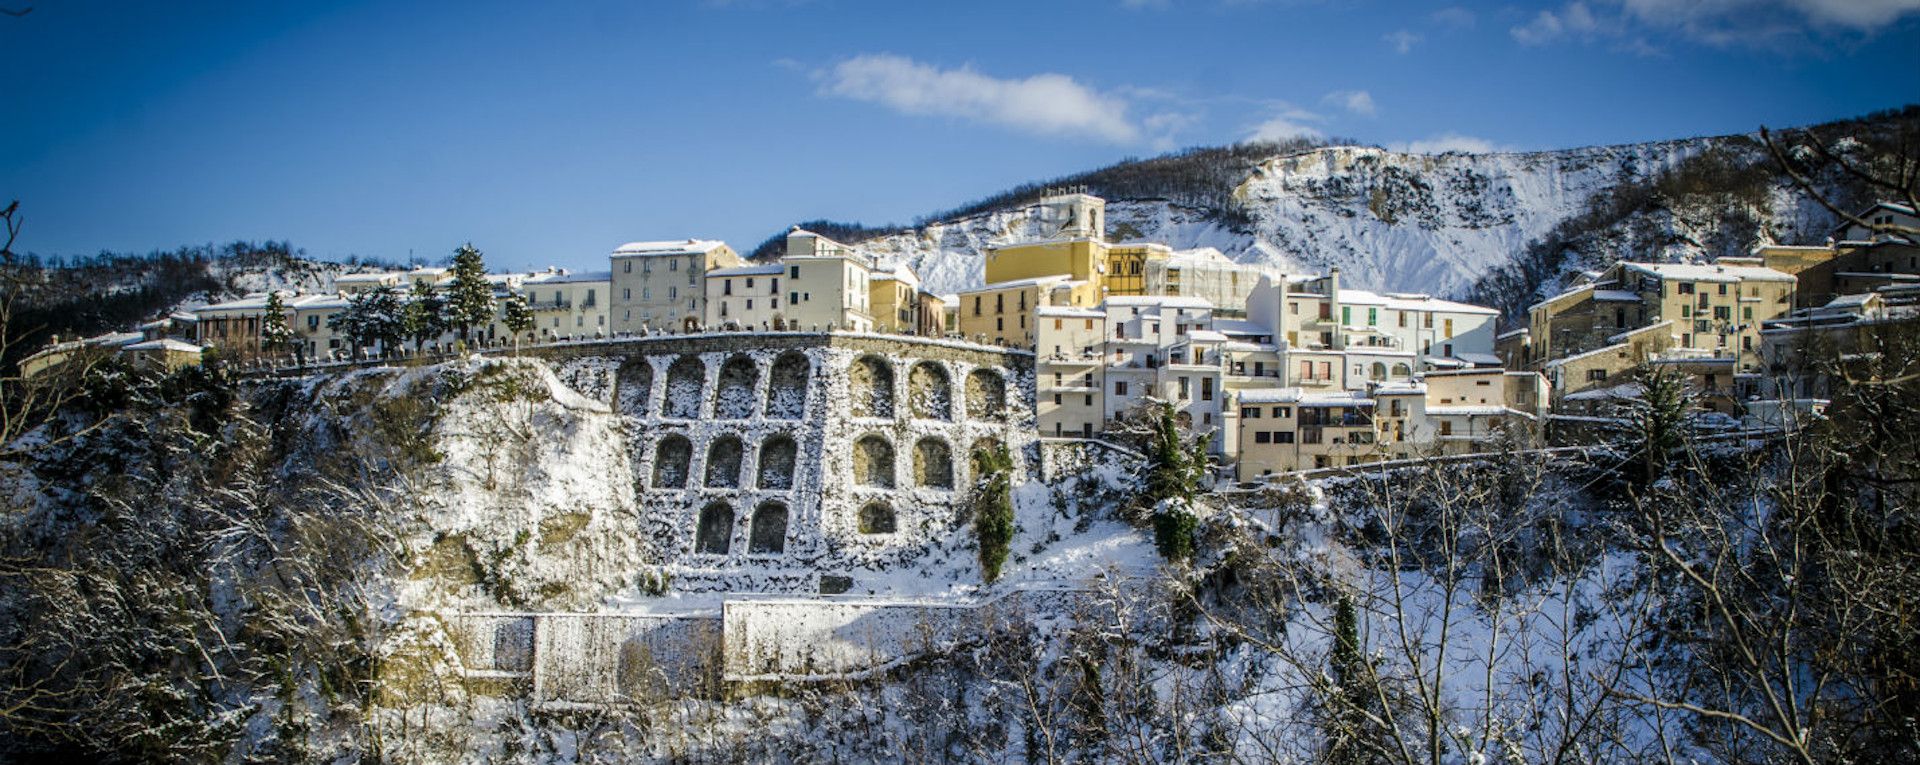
[{"x1": 24, "y1": 194, "x2": 1919, "y2": 481}]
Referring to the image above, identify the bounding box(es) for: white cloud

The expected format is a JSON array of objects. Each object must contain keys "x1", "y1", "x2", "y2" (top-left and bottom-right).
[
  {"x1": 1511, "y1": 2, "x2": 1600, "y2": 45},
  {"x1": 1383, "y1": 29, "x2": 1422, "y2": 53},
  {"x1": 817, "y1": 54, "x2": 1142, "y2": 144},
  {"x1": 1323, "y1": 89, "x2": 1377, "y2": 117},
  {"x1": 1245, "y1": 106, "x2": 1326, "y2": 143},
  {"x1": 1516, "y1": 0, "x2": 1919, "y2": 49},
  {"x1": 1390, "y1": 133, "x2": 1509, "y2": 155},
  {"x1": 1430, "y1": 6, "x2": 1476, "y2": 29}
]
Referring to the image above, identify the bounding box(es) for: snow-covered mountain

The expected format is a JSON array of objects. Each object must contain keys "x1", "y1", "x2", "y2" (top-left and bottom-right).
[{"x1": 825, "y1": 108, "x2": 1913, "y2": 317}]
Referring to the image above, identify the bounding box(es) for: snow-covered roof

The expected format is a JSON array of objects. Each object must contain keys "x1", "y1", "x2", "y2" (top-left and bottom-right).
[
  {"x1": 543, "y1": 270, "x2": 612, "y2": 284},
  {"x1": 1165, "y1": 247, "x2": 1236, "y2": 266},
  {"x1": 709, "y1": 264, "x2": 784, "y2": 277},
  {"x1": 1187, "y1": 329, "x2": 1229, "y2": 342},
  {"x1": 1373, "y1": 382, "x2": 1426, "y2": 395},
  {"x1": 1212, "y1": 318, "x2": 1273, "y2": 336},
  {"x1": 1453, "y1": 352, "x2": 1504, "y2": 366},
  {"x1": 1623, "y1": 261, "x2": 1795, "y2": 284},
  {"x1": 124, "y1": 338, "x2": 203, "y2": 353},
  {"x1": 612, "y1": 239, "x2": 727, "y2": 257},
  {"x1": 1425, "y1": 405, "x2": 1516, "y2": 417},
  {"x1": 962, "y1": 274, "x2": 1072, "y2": 292},
  {"x1": 1104, "y1": 295, "x2": 1213, "y2": 309},
  {"x1": 1036, "y1": 306, "x2": 1103, "y2": 318},
  {"x1": 1340, "y1": 288, "x2": 1499, "y2": 315},
  {"x1": 1496, "y1": 328, "x2": 1529, "y2": 340},
  {"x1": 1592, "y1": 289, "x2": 1640, "y2": 302},
  {"x1": 1564, "y1": 382, "x2": 1643, "y2": 402}
]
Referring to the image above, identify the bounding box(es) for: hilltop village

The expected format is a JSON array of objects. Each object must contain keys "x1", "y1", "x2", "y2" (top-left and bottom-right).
[{"x1": 25, "y1": 193, "x2": 1920, "y2": 480}]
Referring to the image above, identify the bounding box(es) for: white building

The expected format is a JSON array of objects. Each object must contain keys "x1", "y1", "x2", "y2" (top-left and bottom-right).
[{"x1": 610, "y1": 239, "x2": 742, "y2": 333}]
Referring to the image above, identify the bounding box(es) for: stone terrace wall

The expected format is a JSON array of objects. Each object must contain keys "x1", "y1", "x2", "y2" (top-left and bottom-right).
[{"x1": 544, "y1": 332, "x2": 1036, "y2": 595}]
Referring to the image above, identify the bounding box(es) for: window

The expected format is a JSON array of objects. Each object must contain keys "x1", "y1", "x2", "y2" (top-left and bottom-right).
[
  {"x1": 1444, "y1": 319, "x2": 1454, "y2": 338},
  {"x1": 723, "y1": 281, "x2": 733, "y2": 296},
  {"x1": 1201, "y1": 377, "x2": 1214, "y2": 401},
  {"x1": 1718, "y1": 284, "x2": 1727, "y2": 295},
  {"x1": 746, "y1": 277, "x2": 754, "y2": 289},
  {"x1": 1367, "y1": 308, "x2": 1377, "y2": 326},
  {"x1": 1272, "y1": 406, "x2": 1290, "y2": 418},
  {"x1": 623, "y1": 261, "x2": 632, "y2": 273},
  {"x1": 1290, "y1": 302, "x2": 1299, "y2": 315},
  {"x1": 746, "y1": 299, "x2": 754, "y2": 310},
  {"x1": 1054, "y1": 318, "x2": 1063, "y2": 330},
  {"x1": 789, "y1": 265, "x2": 799, "y2": 278},
  {"x1": 995, "y1": 294, "x2": 1004, "y2": 313},
  {"x1": 1424, "y1": 313, "x2": 1433, "y2": 329},
  {"x1": 973, "y1": 296, "x2": 982, "y2": 316},
  {"x1": 790, "y1": 292, "x2": 799, "y2": 304},
  {"x1": 1681, "y1": 304, "x2": 1693, "y2": 318},
  {"x1": 1318, "y1": 303, "x2": 1332, "y2": 320},
  {"x1": 1084, "y1": 394, "x2": 1092, "y2": 406},
  {"x1": 1053, "y1": 394, "x2": 1062, "y2": 405},
  {"x1": 1714, "y1": 306, "x2": 1730, "y2": 320},
  {"x1": 1115, "y1": 381, "x2": 1129, "y2": 395},
  {"x1": 1275, "y1": 431, "x2": 1295, "y2": 444},
  {"x1": 623, "y1": 288, "x2": 632, "y2": 300},
  {"x1": 1255, "y1": 431, "x2": 1272, "y2": 444},
  {"x1": 1242, "y1": 407, "x2": 1261, "y2": 419},
  {"x1": 1342, "y1": 306, "x2": 1352, "y2": 325},
  {"x1": 1398, "y1": 311, "x2": 1406, "y2": 327},
  {"x1": 1319, "y1": 361, "x2": 1331, "y2": 379},
  {"x1": 1678, "y1": 282, "x2": 1694, "y2": 295}
]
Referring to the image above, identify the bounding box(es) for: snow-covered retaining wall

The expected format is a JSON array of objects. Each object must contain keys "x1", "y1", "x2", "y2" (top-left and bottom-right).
[{"x1": 442, "y1": 588, "x2": 1091, "y2": 704}]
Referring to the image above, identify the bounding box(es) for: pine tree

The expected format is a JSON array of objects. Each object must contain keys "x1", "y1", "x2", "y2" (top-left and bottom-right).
[
  {"x1": 972, "y1": 442, "x2": 1016, "y2": 583},
  {"x1": 501, "y1": 292, "x2": 534, "y2": 355},
  {"x1": 401, "y1": 278, "x2": 446, "y2": 351},
  {"x1": 1140, "y1": 401, "x2": 1210, "y2": 562},
  {"x1": 444, "y1": 244, "x2": 495, "y2": 343},
  {"x1": 328, "y1": 285, "x2": 404, "y2": 358},
  {"x1": 1324, "y1": 593, "x2": 1373, "y2": 765},
  {"x1": 259, "y1": 291, "x2": 295, "y2": 358},
  {"x1": 1624, "y1": 365, "x2": 1693, "y2": 485}
]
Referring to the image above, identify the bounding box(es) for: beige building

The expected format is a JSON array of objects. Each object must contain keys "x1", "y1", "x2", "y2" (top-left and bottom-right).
[
  {"x1": 521, "y1": 270, "x2": 611, "y2": 340},
  {"x1": 703, "y1": 264, "x2": 788, "y2": 330},
  {"x1": 1526, "y1": 258, "x2": 1795, "y2": 375},
  {"x1": 777, "y1": 229, "x2": 876, "y2": 332},
  {"x1": 610, "y1": 239, "x2": 742, "y2": 333}
]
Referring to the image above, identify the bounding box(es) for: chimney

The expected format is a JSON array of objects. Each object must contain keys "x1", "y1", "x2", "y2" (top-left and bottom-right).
[{"x1": 1328, "y1": 267, "x2": 1344, "y2": 351}]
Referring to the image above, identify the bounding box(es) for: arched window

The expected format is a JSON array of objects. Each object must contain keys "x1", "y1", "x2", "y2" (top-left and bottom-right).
[
  {"x1": 652, "y1": 435, "x2": 692, "y2": 489},
  {"x1": 616, "y1": 358, "x2": 654, "y2": 414},
  {"x1": 694, "y1": 502, "x2": 733, "y2": 554},
  {"x1": 714, "y1": 355, "x2": 758, "y2": 419},
  {"x1": 705, "y1": 436, "x2": 743, "y2": 488},
  {"x1": 765, "y1": 352, "x2": 811, "y2": 419},
  {"x1": 914, "y1": 437, "x2": 953, "y2": 489},
  {"x1": 966, "y1": 368, "x2": 1007, "y2": 420},
  {"x1": 748, "y1": 502, "x2": 789, "y2": 554},
  {"x1": 1391, "y1": 363, "x2": 1411, "y2": 378},
  {"x1": 757, "y1": 434, "x2": 797, "y2": 490},
  {"x1": 1370, "y1": 362, "x2": 1387, "y2": 381},
  {"x1": 849, "y1": 355, "x2": 895, "y2": 418},
  {"x1": 858, "y1": 502, "x2": 896, "y2": 534},
  {"x1": 908, "y1": 362, "x2": 953, "y2": 421},
  {"x1": 852, "y1": 434, "x2": 895, "y2": 488},
  {"x1": 664, "y1": 355, "x2": 706, "y2": 419}
]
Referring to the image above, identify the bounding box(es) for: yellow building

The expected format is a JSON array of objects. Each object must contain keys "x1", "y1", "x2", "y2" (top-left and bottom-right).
[{"x1": 953, "y1": 275, "x2": 1094, "y2": 347}]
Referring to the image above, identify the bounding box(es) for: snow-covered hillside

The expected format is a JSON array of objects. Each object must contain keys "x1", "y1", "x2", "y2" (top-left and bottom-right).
[{"x1": 842, "y1": 125, "x2": 1893, "y2": 311}]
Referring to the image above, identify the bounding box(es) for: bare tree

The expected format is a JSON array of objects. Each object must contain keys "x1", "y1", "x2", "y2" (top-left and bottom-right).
[{"x1": 1760, "y1": 122, "x2": 1920, "y2": 239}]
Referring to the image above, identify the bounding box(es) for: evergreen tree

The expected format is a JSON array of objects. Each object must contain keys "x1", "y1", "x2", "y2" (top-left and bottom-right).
[
  {"x1": 1623, "y1": 365, "x2": 1693, "y2": 485},
  {"x1": 328, "y1": 285, "x2": 404, "y2": 358},
  {"x1": 259, "y1": 291, "x2": 295, "y2": 358},
  {"x1": 1139, "y1": 401, "x2": 1210, "y2": 562},
  {"x1": 501, "y1": 292, "x2": 534, "y2": 355},
  {"x1": 1324, "y1": 593, "x2": 1375, "y2": 765},
  {"x1": 972, "y1": 442, "x2": 1016, "y2": 583},
  {"x1": 443, "y1": 244, "x2": 495, "y2": 343},
  {"x1": 401, "y1": 278, "x2": 447, "y2": 351}
]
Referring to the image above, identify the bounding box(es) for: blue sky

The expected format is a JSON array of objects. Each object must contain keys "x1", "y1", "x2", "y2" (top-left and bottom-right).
[{"x1": 3, "y1": 0, "x2": 1916, "y2": 273}]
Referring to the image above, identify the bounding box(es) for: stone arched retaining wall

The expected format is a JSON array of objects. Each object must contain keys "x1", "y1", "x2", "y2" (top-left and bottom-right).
[{"x1": 551, "y1": 333, "x2": 1036, "y2": 595}]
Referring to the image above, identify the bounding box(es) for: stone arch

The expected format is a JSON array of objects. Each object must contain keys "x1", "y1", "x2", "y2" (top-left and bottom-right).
[
  {"x1": 1391, "y1": 362, "x2": 1412, "y2": 378},
  {"x1": 694, "y1": 502, "x2": 733, "y2": 555},
  {"x1": 765, "y1": 352, "x2": 811, "y2": 420},
  {"x1": 757, "y1": 434, "x2": 797, "y2": 490},
  {"x1": 1370, "y1": 362, "x2": 1387, "y2": 381},
  {"x1": 616, "y1": 358, "x2": 654, "y2": 415},
  {"x1": 858, "y1": 502, "x2": 897, "y2": 534},
  {"x1": 663, "y1": 355, "x2": 706, "y2": 419},
  {"x1": 851, "y1": 434, "x2": 895, "y2": 488},
  {"x1": 652, "y1": 435, "x2": 692, "y2": 489},
  {"x1": 848, "y1": 355, "x2": 895, "y2": 418},
  {"x1": 966, "y1": 368, "x2": 1007, "y2": 421},
  {"x1": 704, "y1": 436, "x2": 744, "y2": 488},
  {"x1": 913, "y1": 437, "x2": 953, "y2": 489},
  {"x1": 748, "y1": 502, "x2": 789, "y2": 554},
  {"x1": 907, "y1": 362, "x2": 953, "y2": 421},
  {"x1": 714, "y1": 355, "x2": 759, "y2": 420}
]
